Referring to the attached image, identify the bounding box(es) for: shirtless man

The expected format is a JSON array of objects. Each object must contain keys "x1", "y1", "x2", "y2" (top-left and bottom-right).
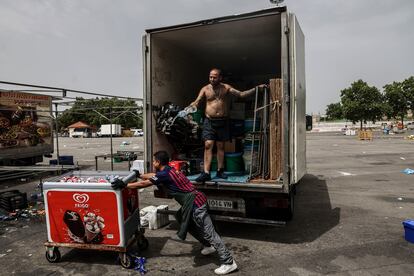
[{"x1": 190, "y1": 68, "x2": 267, "y2": 182}]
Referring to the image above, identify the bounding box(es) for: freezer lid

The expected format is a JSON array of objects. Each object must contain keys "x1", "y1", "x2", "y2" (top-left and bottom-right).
[
  {"x1": 42, "y1": 171, "x2": 133, "y2": 190},
  {"x1": 42, "y1": 182, "x2": 112, "y2": 190},
  {"x1": 145, "y1": 6, "x2": 287, "y2": 33},
  {"x1": 289, "y1": 13, "x2": 306, "y2": 184}
]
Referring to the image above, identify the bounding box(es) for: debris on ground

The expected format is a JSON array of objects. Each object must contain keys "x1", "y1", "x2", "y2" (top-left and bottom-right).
[
  {"x1": 121, "y1": 141, "x2": 131, "y2": 146},
  {"x1": 140, "y1": 205, "x2": 169, "y2": 229},
  {"x1": 133, "y1": 256, "x2": 147, "y2": 275},
  {"x1": 0, "y1": 208, "x2": 46, "y2": 221},
  {"x1": 402, "y1": 168, "x2": 414, "y2": 175}
]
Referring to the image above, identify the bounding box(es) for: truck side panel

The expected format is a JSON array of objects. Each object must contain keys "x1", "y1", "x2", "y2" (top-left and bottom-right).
[{"x1": 289, "y1": 14, "x2": 306, "y2": 184}]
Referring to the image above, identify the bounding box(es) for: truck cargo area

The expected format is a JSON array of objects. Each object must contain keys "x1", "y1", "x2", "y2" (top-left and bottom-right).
[
  {"x1": 146, "y1": 10, "x2": 285, "y2": 186},
  {"x1": 144, "y1": 7, "x2": 306, "y2": 222}
]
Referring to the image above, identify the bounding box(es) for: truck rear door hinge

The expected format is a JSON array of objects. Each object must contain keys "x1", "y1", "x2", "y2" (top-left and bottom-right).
[
  {"x1": 145, "y1": 46, "x2": 149, "y2": 53},
  {"x1": 284, "y1": 26, "x2": 290, "y2": 34}
]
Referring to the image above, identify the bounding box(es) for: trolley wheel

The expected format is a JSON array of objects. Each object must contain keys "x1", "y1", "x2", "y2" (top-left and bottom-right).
[
  {"x1": 45, "y1": 247, "x2": 61, "y2": 263},
  {"x1": 137, "y1": 237, "x2": 149, "y2": 251},
  {"x1": 119, "y1": 253, "x2": 133, "y2": 269}
]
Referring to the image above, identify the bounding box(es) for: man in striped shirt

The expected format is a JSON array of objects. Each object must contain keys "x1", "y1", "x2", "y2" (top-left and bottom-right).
[{"x1": 113, "y1": 151, "x2": 237, "y2": 275}]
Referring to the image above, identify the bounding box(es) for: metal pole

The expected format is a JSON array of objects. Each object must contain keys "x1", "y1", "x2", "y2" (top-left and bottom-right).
[
  {"x1": 249, "y1": 87, "x2": 259, "y2": 178},
  {"x1": 263, "y1": 87, "x2": 268, "y2": 179},
  {"x1": 54, "y1": 103, "x2": 60, "y2": 166},
  {"x1": 110, "y1": 107, "x2": 114, "y2": 171}
]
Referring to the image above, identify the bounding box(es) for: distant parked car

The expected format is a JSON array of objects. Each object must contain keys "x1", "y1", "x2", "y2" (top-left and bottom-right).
[
  {"x1": 407, "y1": 122, "x2": 414, "y2": 130},
  {"x1": 133, "y1": 129, "x2": 144, "y2": 137}
]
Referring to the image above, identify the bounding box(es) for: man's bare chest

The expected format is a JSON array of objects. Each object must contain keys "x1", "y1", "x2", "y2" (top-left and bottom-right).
[{"x1": 205, "y1": 86, "x2": 228, "y2": 101}]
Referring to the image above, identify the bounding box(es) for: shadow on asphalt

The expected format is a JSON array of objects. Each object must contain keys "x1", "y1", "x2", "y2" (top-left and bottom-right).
[
  {"x1": 57, "y1": 174, "x2": 339, "y2": 266},
  {"x1": 213, "y1": 174, "x2": 341, "y2": 244}
]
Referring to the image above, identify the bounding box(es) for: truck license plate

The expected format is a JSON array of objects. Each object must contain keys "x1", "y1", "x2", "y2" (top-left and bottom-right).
[{"x1": 208, "y1": 199, "x2": 233, "y2": 209}]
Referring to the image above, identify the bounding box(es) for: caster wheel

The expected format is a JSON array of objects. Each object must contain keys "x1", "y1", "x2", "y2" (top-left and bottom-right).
[
  {"x1": 119, "y1": 253, "x2": 133, "y2": 269},
  {"x1": 137, "y1": 237, "x2": 149, "y2": 251},
  {"x1": 45, "y1": 247, "x2": 61, "y2": 263}
]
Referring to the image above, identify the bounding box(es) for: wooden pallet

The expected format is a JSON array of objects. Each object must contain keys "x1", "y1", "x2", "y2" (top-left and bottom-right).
[{"x1": 358, "y1": 130, "x2": 373, "y2": 141}]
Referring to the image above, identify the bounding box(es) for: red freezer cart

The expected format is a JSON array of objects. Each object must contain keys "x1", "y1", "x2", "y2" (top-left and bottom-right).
[{"x1": 43, "y1": 171, "x2": 148, "y2": 268}]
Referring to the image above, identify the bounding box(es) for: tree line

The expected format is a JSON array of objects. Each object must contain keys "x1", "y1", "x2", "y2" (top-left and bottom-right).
[
  {"x1": 57, "y1": 97, "x2": 143, "y2": 131},
  {"x1": 325, "y1": 76, "x2": 414, "y2": 129}
]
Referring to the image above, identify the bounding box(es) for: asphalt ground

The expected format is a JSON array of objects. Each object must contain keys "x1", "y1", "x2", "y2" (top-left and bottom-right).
[{"x1": 1, "y1": 133, "x2": 414, "y2": 275}]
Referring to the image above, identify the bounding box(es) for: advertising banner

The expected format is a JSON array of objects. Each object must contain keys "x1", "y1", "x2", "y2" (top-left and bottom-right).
[
  {"x1": 46, "y1": 190, "x2": 122, "y2": 245},
  {"x1": 0, "y1": 91, "x2": 53, "y2": 154}
]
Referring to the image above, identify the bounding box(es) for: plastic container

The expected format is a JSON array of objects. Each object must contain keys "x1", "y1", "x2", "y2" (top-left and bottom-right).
[
  {"x1": 243, "y1": 150, "x2": 258, "y2": 173},
  {"x1": 191, "y1": 110, "x2": 203, "y2": 124},
  {"x1": 211, "y1": 157, "x2": 218, "y2": 171},
  {"x1": 49, "y1": 156, "x2": 74, "y2": 165},
  {"x1": 224, "y1": 152, "x2": 244, "y2": 172},
  {"x1": 244, "y1": 118, "x2": 261, "y2": 132},
  {"x1": 199, "y1": 157, "x2": 218, "y2": 171},
  {"x1": 113, "y1": 157, "x2": 122, "y2": 163},
  {"x1": 403, "y1": 220, "x2": 414, "y2": 243},
  {"x1": 244, "y1": 143, "x2": 260, "y2": 151}
]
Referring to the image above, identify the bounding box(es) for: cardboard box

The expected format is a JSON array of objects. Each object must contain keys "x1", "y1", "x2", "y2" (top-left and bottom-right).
[{"x1": 224, "y1": 138, "x2": 243, "y2": 153}]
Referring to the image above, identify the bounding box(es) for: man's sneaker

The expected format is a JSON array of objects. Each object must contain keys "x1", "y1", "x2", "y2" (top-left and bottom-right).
[
  {"x1": 216, "y1": 169, "x2": 228, "y2": 179},
  {"x1": 195, "y1": 172, "x2": 211, "y2": 182},
  {"x1": 214, "y1": 261, "x2": 238, "y2": 275},
  {"x1": 201, "y1": 246, "x2": 216, "y2": 256}
]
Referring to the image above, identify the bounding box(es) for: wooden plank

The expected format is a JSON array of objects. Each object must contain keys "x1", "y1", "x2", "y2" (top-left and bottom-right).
[{"x1": 268, "y1": 78, "x2": 283, "y2": 180}]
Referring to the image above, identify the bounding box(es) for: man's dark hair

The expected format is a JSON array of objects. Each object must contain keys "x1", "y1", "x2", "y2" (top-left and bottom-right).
[{"x1": 153, "y1": 151, "x2": 169, "y2": 165}]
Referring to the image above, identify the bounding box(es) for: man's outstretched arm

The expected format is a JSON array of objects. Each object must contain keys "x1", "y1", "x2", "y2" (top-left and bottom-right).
[
  {"x1": 127, "y1": 179, "x2": 154, "y2": 189},
  {"x1": 228, "y1": 84, "x2": 268, "y2": 99},
  {"x1": 190, "y1": 88, "x2": 205, "y2": 107}
]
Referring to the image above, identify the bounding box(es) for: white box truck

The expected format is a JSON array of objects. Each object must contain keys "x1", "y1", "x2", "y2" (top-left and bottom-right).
[
  {"x1": 97, "y1": 124, "x2": 122, "y2": 137},
  {"x1": 142, "y1": 7, "x2": 306, "y2": 224}
]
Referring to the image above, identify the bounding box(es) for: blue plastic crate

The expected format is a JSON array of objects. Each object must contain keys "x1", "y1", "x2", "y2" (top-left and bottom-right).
[{"x1": 402, "y1": 220, "x2": 414, "y2": 243}]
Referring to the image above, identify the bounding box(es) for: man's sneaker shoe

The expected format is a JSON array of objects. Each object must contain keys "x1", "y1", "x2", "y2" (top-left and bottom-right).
[
  {"x1": 195, "y1": 172, "x2": 211, "y2": 183},
  {"x1": 214, "y1": 261, "x2": 238, "y2": 275},
  {"x1": 216, "y1": 169, "x2": 228, "y2": 179},
  {"x1": 201, "y1": 246, "x2": 216, "y2": 256}
]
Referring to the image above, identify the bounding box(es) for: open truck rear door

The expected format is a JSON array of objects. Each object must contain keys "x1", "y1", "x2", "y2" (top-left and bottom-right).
[{"x1": 289, "y1": 13, "x2": 306, "y2": 185}]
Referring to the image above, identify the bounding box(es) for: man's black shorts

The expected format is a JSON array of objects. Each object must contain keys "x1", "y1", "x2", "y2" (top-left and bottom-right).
[{"x1": 202, "y1": 117, "x2": 230, "y2": 141}]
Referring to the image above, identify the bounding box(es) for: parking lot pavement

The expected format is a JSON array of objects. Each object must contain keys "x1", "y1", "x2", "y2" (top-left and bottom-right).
[{"x1": 1, "y1": 133, "x2": 414, "y2": 275}]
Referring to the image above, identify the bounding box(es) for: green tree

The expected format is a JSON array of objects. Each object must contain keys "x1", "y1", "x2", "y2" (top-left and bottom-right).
[
  {"x1": 325, "y1": 102, "x2": 343, "y2": 121},
  {"x1": 57, "y1": 97, "x2": 142, "y2": 131},
  {"x1": 340, "y1": 80, "x2": 385, "y2": 130},
  {"x1": 402, "y1": 76, "x2": 414, "y2": 111},
  {"x1": 383, "y1": 81, "x2": 408, "y2": 128}
]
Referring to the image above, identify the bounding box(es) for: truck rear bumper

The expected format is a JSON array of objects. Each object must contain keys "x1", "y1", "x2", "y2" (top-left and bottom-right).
[{"x1": 157, "y1": 209, "x2": 286, "y2": 227}]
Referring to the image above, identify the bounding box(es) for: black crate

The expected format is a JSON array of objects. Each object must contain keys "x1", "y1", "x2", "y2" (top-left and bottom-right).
[{"x1": 0, "y1": 190, "x2": 28, "y2": 212}]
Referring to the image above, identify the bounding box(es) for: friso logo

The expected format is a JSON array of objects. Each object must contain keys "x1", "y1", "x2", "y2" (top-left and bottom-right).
[{"x1": 73, "y1": 193, "x2": 89, "y2": 208}]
